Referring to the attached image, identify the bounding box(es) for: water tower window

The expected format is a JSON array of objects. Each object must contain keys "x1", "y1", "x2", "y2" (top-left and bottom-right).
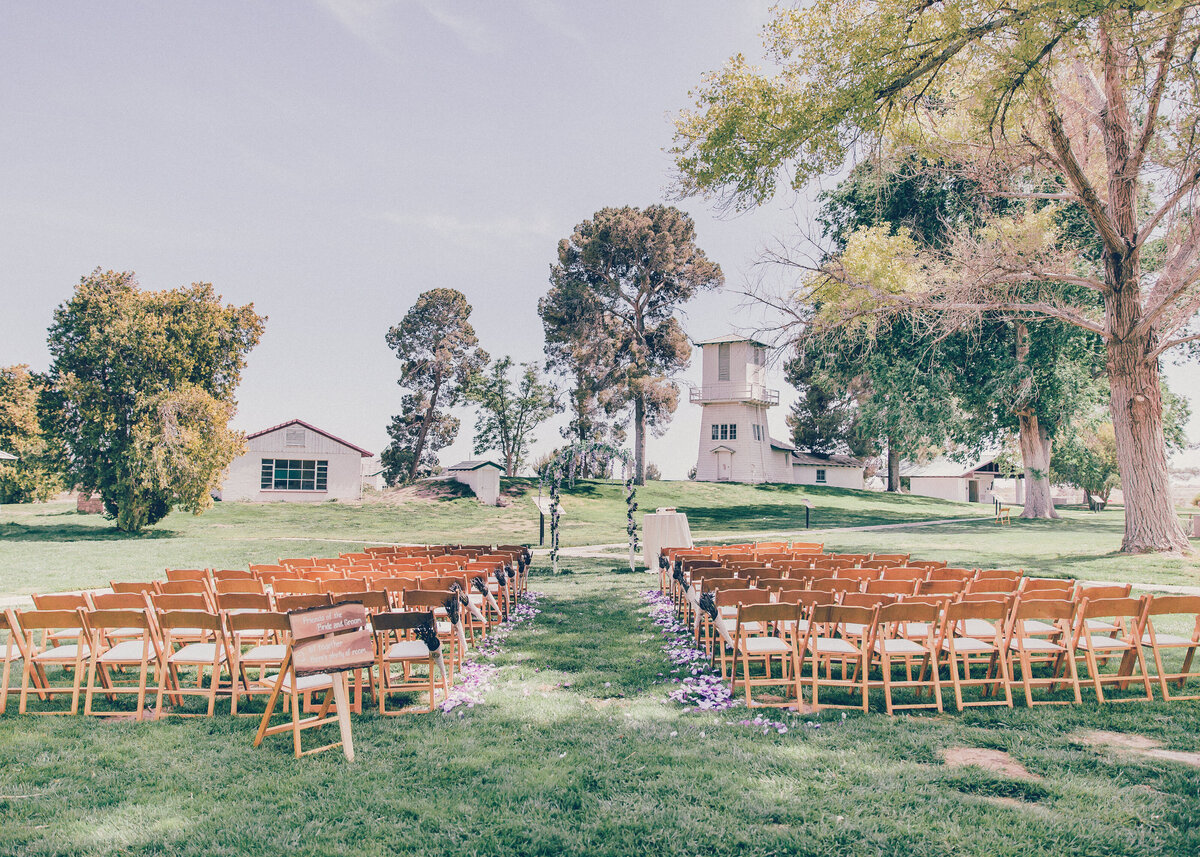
[{"x1": 718, "y1": 343, "x2": 730, "y2": 381}]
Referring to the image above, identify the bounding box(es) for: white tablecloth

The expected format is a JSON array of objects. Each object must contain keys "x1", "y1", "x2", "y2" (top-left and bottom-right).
[{"x1": 643, "y1": 510, "x2": 693, "y2": 570}]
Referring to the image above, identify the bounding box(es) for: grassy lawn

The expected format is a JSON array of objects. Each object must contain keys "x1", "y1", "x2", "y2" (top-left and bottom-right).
[
  {"x1": 3, "y1": 561, "x2": 1199, "y2": 857},
  {"x1": 1, "y1": 481, "x2": 986, "y2": 596}
]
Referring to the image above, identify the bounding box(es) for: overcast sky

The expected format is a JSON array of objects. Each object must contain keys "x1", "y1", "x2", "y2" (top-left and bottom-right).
[{"x1": 2, "y1": 1, "x2": 1196, "y2": 479}]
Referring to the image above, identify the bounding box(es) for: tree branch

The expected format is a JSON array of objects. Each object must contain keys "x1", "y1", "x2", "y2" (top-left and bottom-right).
[
  {"x1": 1135, "y1": 165, "x2": 1200, "y2": 248},
  {"x1": 1150, "y1": 331, "x2": 1200, "y2": 360},
  {"x1": 1130, "y1": 8, "x2": 1184, "y2": 177}
]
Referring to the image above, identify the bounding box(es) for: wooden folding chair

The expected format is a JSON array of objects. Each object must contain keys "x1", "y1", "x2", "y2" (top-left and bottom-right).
[
  {"x1": 907, "y1": 560, "x2": 948, "y2": 571},
  {"x1": 939, "y1": 599, "x2": 1013, "y2": 710},
  {"x1": 1136, "y1": 595, "x2": 1200, "y2": 701},
  {"x1": 86, "y1": 592, "x2": 156, "y2": 645},
  {"x1": 834, "y1": 568, "x2": 882, "y2": 583},
  {"x1": 226, "y1": 611, "x2": 289, "y2": 715},
  {"x1": 870, "y1": 553, "x2": 910, "y2": 565},
  {"x1": 968, "y1": 577, "x2": 1022, "y2": 595},
  {"x1": 155, "y1": 610, "x2": 229, "y2": 716},
  {"x1": 157, "y1": 579, "x2": 213, "y2": 604},
  {"x1": 1070, "y1": 597, "x2": 1153, "y2": 703},
  {"x1": 373, "y1": 610, "x2": 445, "y2": 714},
  {"x1": 789, "y1": 542, "x2": 824, "y2": 554},
  {"x1": 275, "y1": 593, "x2": 332, "y2": 613},
  {"x1": 865, "y1": 579, "x2": 918, "y2": 596},
  {"x1": 928, "y1": 567, "x2": 975, "y2": 582},
  {"x1": 1, "y1": 610, "x2": 30, "y2": 714},
  {"x1": 216, "y1": 578, "x2": 267, "y2": 597},
  {"x1": 729, "y1": 602, "x2": 802, "y2": 708},
  {"x1": 870, "y1": 602, "x2": 944, "y2": 714},
  {"x1": 279, "y1": 558, "x2": 318, "y2": 571},
  {"x1": 918, "y1": 579, "x2": 966, "y2": 597},
  {"x1": 977, "y1": 568, "x2": 1023, "y2": 580},
  {"x1": 802, "y1": 604, "x2": 876, "y2": 712},
  {"x1": 1003, "y1": 599, "x2": 1081, "y2": 706},
  {"x1": 215, "y1": 569, "x2": 256, "y2": 581},
  {"x1": 273, "y1": 579, "x2": 321, "y2": 596},
  {"x1": 14, "y1": 609, "x2": 90, "y2": 715},
  {"x1": 84, "y1": 609, "x2": 162, "y2": 719},
  {"x1": 247, "y1": 565, "x2": 286, "y2": 579},
  {"x1": 29, "y1": 593, "x2": 88, "y2": 646},
  {"x1": 110, "y1": 581, "x2": 156, "y2": 595},
  {"x1": 251, "y1": 649, "x2": 339, "y2": 758},
  {"x1": 404, "y1": 589, "x2": 465, "y2": 677},
  {"x1": 165, "y1": 568, "x2": 210, "y2": 583},
  {"x1": 321, "y1": 578, "x2": 368, "y2": 596},
  {"x1": 878, "y1": 567, "x2": 928, "y2": 583}
]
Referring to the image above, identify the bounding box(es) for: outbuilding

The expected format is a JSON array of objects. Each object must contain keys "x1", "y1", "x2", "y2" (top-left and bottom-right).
[
  {"x1": 446, "y1": 460, "x2": 504, "y2": 506},
  {"x1": 901, "y1": 454, "x2": 1001, "y2": 504},
  {"x1": 791, "y1": 451, "x2": 865, "y2": 489},
  {"x1": 220, "y1": 419, "x2": 373, "y2": 503}
]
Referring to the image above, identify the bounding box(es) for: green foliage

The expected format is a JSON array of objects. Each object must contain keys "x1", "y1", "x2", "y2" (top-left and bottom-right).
[
  {"x1": 380, "y1": 393, "x2": 459, "y2": 486},
  {"x1": 384, "y1": 288, "x2": 488, "y2": 484},
  {"x1": 540, "y1": 205, "x2": 724, "y2": 482},
  {"x1": 0, "y1": 365, "x2": 64, "y2": 503},
  {"x1": 41, "y1": 270, "x2": 263, "y2": 531},
  {"x1": 467, "y1": 357, "x2": 560, "y2": 477}
]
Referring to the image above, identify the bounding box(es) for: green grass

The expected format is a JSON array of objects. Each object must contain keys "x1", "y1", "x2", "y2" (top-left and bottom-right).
[
  {"x1": 1, "y1": 480, "x2": 987, "y2": 596},
  {"x1": 3, "y1": 562, "x2": 1199, "y2": 856}
]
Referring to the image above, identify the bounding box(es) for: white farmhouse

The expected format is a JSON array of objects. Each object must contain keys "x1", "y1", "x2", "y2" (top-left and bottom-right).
[
  {"x1": 691, "y1": 336, "x2": 864, "y2": 486},
  {"x1": 221, "y1": 419, "x2": 373, "y2": 503}
]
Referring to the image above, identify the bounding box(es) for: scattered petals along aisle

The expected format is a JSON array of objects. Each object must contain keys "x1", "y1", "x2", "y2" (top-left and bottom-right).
[
  {"x1": 643, "y1": 589, "x2": 793, "y2": 734},
  {"x1": 441, "y1": 591, "x2": 543, "y2": 714}
]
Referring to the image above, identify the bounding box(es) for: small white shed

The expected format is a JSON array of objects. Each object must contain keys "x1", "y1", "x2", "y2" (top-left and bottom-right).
[
  {"x1": 0, "y1": 450, "x2": 16, "y2": 461},
  {"x1": 220, "y1": 419, "x2": 373, "y2": 503},
  {"x1": 901, "y1": 455, "x2": 1001, "y2": 504},
  {"x1": 446, "y1": 460, "x2": 504, "y2": 506}
]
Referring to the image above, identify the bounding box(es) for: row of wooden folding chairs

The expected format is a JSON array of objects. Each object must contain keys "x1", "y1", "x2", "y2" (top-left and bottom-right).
[
  {"x1": 1, "y1": 588, "x2": 481, "y2": 721},
  {"x1": 688, "y1": 584, "x2": 1200, "y2": 713}
]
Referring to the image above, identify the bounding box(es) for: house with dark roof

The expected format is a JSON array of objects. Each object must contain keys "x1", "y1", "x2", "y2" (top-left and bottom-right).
[{"x1": 219, "y1": 419, "x2": 374, "y2": 503}]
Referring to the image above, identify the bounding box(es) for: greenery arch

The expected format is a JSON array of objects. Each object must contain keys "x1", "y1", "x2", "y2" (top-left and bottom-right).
[{"x1": 539, "y1": 441, "x2": 639, "y2": 574}]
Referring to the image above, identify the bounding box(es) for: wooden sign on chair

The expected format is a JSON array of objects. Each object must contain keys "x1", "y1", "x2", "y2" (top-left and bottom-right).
[{"x1": 253, "y1": 602, "x2": 375, "y2": 761}]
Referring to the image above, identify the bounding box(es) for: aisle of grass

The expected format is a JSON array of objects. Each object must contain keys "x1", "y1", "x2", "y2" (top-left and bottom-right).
[{"x1": 3, "y1": 562, "x2": 1200, "y2": 856}]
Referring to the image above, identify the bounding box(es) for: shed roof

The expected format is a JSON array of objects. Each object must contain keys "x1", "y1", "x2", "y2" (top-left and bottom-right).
[
  {"x1": 792, "y1": 451, "x2": 862, "y2": 468},
  {"x1": 900, "y1": 453, "x2": 998, "y2": 478},
  {"x1": 693, "y1": 334, "x2": 771, "y2": 348},
  {"x1": 0, "y1": 450, "x2": 16, "y2": 461},
  {"x1": 246, "y1": 419, "x2": 373, "y2": 457},
  {"x1": 768, "y1": 436, "x2": 796, "y2": 452},
  {"x1": 447, "y1": 460, "x2": 504, "y2": 472}
]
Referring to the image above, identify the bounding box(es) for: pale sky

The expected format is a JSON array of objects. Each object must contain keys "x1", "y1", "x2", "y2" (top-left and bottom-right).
[{"x1": 1, "y1": 2, "x2": 1196, "y2": 479}]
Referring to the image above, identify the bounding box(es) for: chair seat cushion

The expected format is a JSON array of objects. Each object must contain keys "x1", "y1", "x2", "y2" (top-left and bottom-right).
[
  {"x1": 240, "y1": 644, "x2": 286, "y2": 663},
  {"x1": 1085, "y1": 618, "x2": 1120, "y2": 632},
  {"x1": 386, "y1": 641, "x2": 432, "y2": 660},
  {"x1": 1078, "y1": 635, "x2": 1131, "y2": 651},
  {"x1": 1143, "y1": 632, "x2": 1196, "y2": 646},
  {"x1": 106, "y1": 626, "x2": 146, "y2": 639},
  {"x1": 841, "y1": 622, "x2": 867, "y2": 636},
  {"x1": 873, "y1": 638, "x2": 927, "y2": 655},
  {"x1": 98, "y1": 640, "x2": 152, "y2": 663},
  {"x1": 1021, "y1": 619, "x2": 1059, "y2": 635},
  {"x1": 732, "y1": 621, "x2": 763, "y2": 634},
  {"x1": 257, "y1": 672, "x2": 333, "y2": 692},
  {"x1": 33, "y1": 643, "x2": 89, "y2": 662},
  {"x1": 169, "y1": 643, "x2": 227, "y2": 664},
  {"x1": 740, "y1": 636, "x2": 791, "y2": 655},
  {"x1": 1009, "y1": 637, "x2": 1065, "y2": 653},
  {"x1": 812, "y1": 637, "x2": 860, "y2": 655},
  {"x1": 900, "y1": 621, "x2": 932, "y2": 638},
  {"x1": 942, "y1": 636, "x2": 994, "y2": 653},
  {"x1": 960, "y1": 619, "x2": 997, "y2": 637}
]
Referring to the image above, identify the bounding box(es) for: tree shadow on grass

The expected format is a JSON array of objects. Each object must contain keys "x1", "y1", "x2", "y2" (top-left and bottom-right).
[
  {"x1": 679, "y1": 502, "x2": 945, "y2": 533},
  {"x1": 0, "y1": 522, "x2": 178, "y2": 542}
]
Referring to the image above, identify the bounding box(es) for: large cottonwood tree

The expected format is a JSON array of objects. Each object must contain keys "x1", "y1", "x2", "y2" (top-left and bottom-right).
[
  {"x1": 540, "y1": 205, "x2": 724, "y2": 483},
  {"x1": 675, "y1": 1, "x2": 1200, "y2": 551}
]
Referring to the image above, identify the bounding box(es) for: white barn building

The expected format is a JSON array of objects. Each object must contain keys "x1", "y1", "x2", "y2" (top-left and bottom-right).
[
  {"x1": 692, "y1": 336, "x2": 863, "y2": 486},
  {"x1": 446, "y1": 460, "x2": 504, "y2": 506},
  {"x1": 221, "y1": 419, "x2": 373, "y2": 503}
]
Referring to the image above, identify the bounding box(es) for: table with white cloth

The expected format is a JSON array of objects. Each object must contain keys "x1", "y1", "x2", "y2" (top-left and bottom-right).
[{"x1": 643, "y1": 509, "x2": 693, "y2": 572}]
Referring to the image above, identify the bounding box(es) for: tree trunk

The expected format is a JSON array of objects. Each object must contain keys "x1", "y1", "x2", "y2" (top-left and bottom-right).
[
  {"x1": 1017, "y1": 412, "x2": 1058, "y2": 519},
  {"x1": 633, "y1": 394, "x2": 646, "y2": 485},
  {"x1": 407, "y1": 377, "x2": 442, "y2": 484},
  {"x1": 886, "y1": 441, "x2": 901, "y2": 493},
  {"x1": 1106, "y1": 334, "x2": 1189, "y2": 552}
]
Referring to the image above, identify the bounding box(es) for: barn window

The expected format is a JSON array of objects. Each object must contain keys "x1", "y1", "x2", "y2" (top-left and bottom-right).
[
  {"x1": 261, "y1": 459, "x2": 328, "y2": 491},
  {"x1": 285, "y1": 427, "x2": 306, "y2": 447},
  {"x1": 815, "y1": 468, "x2": 827, "y2": 483}
]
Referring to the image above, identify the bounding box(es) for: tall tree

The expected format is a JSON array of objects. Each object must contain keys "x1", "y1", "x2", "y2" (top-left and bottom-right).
[
  {"x1": 540, "y1": 205, "x2": 724, "y2": 483},
  {"x1": 674, "y1": 2, "x2": 1200, "y2": 552},
  {"x1": 0, "y1": 364, "x2": 64, "y2": 503},
  {"x1": 467, "y1": 357, "x2": 559, "y2": 477},
  {"x1": 380, "y1": 393, "x2": 459, "y2": 485},
  {"x1": 42, "y1": 269, "x2": 263, "y2": 531},
  {"x1": 384, "y1": 289, "x2": 488, "y2": 484}
]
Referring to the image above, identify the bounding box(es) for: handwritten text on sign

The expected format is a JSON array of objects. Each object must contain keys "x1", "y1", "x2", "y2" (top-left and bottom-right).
[
  {"x1": 288, "y1": 603, "x2": 368, "y2": 641},
  {"x1": 292, "y1": 630, "x2": 374, "y2": 677}
]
